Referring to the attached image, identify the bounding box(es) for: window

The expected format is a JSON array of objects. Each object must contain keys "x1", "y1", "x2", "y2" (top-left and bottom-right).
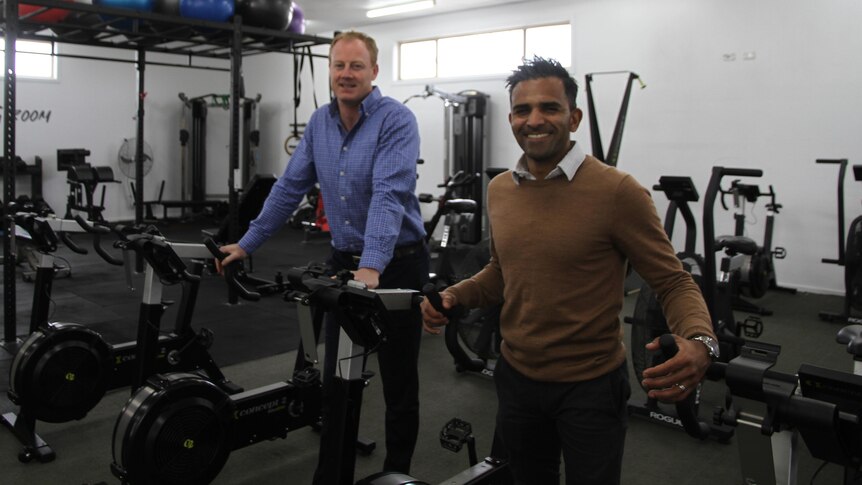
[
  {"x1": 0, "y1": 39, "x2": 58, "y2": 80},
  {"x1": 399, "y1": 23, "x2": 570, "y2": 81}
]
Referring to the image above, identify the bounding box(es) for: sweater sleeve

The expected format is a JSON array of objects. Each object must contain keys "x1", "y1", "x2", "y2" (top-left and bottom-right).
[
  {"x1": 611, "y1": 175, "x2": 715, "y2": 340},
  {"x1": 443, "y1": 237, "x2": 505, "y2": 309}
]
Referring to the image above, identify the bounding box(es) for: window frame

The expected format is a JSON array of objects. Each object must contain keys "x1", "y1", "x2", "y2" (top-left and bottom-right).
[
  {"x1": 397, "y1": 22, "x2": 571, "y2": 82},
  {"x1": 0, "y1": 38, "x2": 59, "y2": 81}
]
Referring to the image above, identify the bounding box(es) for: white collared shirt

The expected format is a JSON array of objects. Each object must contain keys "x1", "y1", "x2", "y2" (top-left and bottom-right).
[{"x1": 512, "y1": 141, "x2": 586, "y2": 185}]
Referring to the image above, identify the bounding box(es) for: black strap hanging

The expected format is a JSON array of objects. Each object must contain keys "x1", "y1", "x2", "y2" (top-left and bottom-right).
[{"x1": 584, "y1": 71, "x2": 645, "y2": 167}]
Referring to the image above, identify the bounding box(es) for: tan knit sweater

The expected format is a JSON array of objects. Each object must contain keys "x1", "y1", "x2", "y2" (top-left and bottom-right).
[{"x1": 446, "y1": 156, "x2": 713, "y2": 382}]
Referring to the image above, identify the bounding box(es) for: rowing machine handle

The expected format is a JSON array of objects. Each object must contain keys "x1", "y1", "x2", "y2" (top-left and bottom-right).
[
  {"x1": 204, "y1": 238, "x2": 261, "y2": 302},
  {"x1": 659, "y1": 334, "x2": 711, "y2": 440}
]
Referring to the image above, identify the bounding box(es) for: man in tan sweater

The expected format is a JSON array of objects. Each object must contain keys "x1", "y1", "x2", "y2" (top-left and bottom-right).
[{"x1": 421, "y1": 57, "x2": 715, "y2": 485}]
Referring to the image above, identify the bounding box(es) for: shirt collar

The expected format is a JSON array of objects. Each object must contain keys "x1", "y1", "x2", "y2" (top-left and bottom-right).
[
  {"x1": 328, "y1": 86, "x2": 383, "y2": 119},
  {"x1": 511, "y1": 141, "x2": 586, "y2": 185}
]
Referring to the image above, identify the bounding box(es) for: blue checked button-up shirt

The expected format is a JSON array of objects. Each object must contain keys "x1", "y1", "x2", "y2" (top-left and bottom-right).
[{"x1": 239, "y1": 87, "x2": 425, "y2": 273}]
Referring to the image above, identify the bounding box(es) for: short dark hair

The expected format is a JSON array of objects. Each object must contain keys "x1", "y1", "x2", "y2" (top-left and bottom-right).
[{"x1": 505, "y1": 56, "x2": 578, "y2": 110}]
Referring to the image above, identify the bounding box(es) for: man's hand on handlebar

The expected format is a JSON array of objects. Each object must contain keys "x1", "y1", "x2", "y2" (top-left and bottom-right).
[
  {"x1": 640, "y1": 335, "x2": 712, "y2": 403},
  {"x1": 352, "y1": 267, "x2": 380, "y2": 289},
  {"x1": 214, "y1": 243, "x2": 248, "y2": 274},
  {"x1": 420, "y1": 291, "x2": 458, "y2": 335}
]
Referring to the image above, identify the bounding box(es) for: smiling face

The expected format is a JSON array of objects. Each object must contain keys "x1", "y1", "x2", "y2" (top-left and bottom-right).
[
  {"x1": 329, "y1": 38, "x2": 379, "y2": 109},
  {"x1": 509, "y1": 77, "x2": 582, "y2": 169}
]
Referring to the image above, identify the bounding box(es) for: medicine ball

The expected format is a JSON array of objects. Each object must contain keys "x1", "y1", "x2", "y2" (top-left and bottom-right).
[
  {"x1": 236, "y1": 0, "x2": 293, "y2": 30},
  {"x1": 18, "y1": 1, "x2": 73, "y2": 23},
  {"x1": 286, "y1": 1, "x2": 305, "y2": 34},
  {"x1": 179, "y1": 0, "x2": 234, "y2": 22}
]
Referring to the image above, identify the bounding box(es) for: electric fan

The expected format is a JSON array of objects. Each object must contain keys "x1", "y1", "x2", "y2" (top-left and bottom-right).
[{"x1": 117, "y1": 138, "x2": 154, "y2": 178}]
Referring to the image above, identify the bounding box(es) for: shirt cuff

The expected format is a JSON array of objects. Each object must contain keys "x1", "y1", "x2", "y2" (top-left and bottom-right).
[
  {"x1": 359, "y1": 249, "x2": 389, "y2": 274},
  {"x1": 238, "y1": 231, "x2": 266, "y2": 255}
]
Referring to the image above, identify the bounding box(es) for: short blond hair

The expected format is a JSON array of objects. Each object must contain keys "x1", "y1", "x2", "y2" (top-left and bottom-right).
[{"x1": 330, "y1": 31, "x2": 379, "y2": 66}]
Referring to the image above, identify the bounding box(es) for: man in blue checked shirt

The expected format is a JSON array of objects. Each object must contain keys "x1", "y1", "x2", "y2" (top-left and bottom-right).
[{"x1": 217, "y1": 31, "x2": 429, "y2": 476}]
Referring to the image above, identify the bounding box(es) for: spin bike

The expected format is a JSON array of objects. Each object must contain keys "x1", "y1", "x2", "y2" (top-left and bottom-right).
[
  {"x1": 627, "y1": 167, "x2": 767, "y2": 439},
  {"x1": 110, "y1": 264, "x2": 418, "y2": 485},
  {"x1": 11, "y1": 212, "x2": 102, "y2": 331},
  {"x1": 817, "y1": 159, "x2": 862, "y2": 325},
  {"x1": 2, "y1": 219, "x2": 249, "y2": 463},
  {"x1": 719, "y1": 179, "x2": 793, "y2": 316}
]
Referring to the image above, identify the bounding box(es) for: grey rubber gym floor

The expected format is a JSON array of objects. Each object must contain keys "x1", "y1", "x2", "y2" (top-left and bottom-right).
[{"x1": 0, "y1": 223, "x2": 855, "y2": 484}]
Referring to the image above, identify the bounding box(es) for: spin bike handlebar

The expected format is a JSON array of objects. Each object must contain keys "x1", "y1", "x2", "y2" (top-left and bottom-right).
[
  {"x1": 204, "y1": 238, "x2": 261, "y2": 302},
  {"x1": 14, "y1": 213, "x2": 60, "y2": 253},
  {"x1": 73, "y1": 215, "x2": 125, "y2": 266},
  {"x1": 421, "y1": 283, "x2": 486, "y2": 374},
  {"x1": 13, "y1": 211, "x2": 88, "y2": 255},
  {"x1": 59, "y1": 231, "x2": 88, "y2": 255},
  {"x1": 420, "y1": 283, "x2": 465, "y2": 321},
  {"x1": 657, "y1": 334, "x2": 712, "y2": 440}
]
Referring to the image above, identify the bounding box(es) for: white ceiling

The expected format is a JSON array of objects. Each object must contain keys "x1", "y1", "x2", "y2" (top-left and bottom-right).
[{"x1": 299, "y1": 0, "x2": 532, "y2": 36}]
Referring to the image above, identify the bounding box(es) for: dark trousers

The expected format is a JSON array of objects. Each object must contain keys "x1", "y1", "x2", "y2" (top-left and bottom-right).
[
  {"x1": 494, "y1": 356, "x2": 631, "y2": 485},
  {"x1": 321, "y1": 244, "x2": 429, "y2": 475}
]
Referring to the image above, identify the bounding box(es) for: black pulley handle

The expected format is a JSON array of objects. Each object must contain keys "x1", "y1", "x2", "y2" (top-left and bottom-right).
[
  {"x1": 659, "y1": 334, "x2": 710, "y2": 440},
  {"x1": 204, "y1": 238, "x2": 261, "y2": 302}
]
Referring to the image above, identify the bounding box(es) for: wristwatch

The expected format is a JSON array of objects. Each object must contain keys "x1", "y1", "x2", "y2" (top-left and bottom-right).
[{"x1": 690, "y1": 335, "x2": 720, "y2": 360}]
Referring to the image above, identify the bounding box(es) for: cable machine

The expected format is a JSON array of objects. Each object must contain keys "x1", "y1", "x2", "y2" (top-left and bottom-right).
[
  {"x1": 178, "y1": 91, "x2": 261, "y2": 214},
  {"x1": 406, "y1": 85, "x2": 489, "y2": 242}
]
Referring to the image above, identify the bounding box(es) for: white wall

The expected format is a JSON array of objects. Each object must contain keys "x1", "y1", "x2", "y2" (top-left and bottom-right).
[
  {"x1": 345, "y1": 0, "x2": 862, "y2": 295},
  {"x1": 9, "y1": 44, "x2": 234, "y2": 221},
  {"x1": 6, "y1": 0, "x2": 862, "y2": 295}
]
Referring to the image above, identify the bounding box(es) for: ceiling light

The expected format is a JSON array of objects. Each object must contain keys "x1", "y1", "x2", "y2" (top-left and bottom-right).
[{"x1": 366, "y1": 1, "x2": 435, "y2": 19}]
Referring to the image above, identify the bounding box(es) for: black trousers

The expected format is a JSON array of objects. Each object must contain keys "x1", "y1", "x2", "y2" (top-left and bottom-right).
[
  {"x1": 321, "y1": 244, "x2": 429, "y2": 475},
  {"x1": 494, "y1": 356, "x2": 631, "y2": 485}
]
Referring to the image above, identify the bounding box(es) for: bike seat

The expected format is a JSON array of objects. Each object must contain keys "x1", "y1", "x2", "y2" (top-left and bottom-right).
[
  {"x1": 714, "y1": 235, "x2": 758, "y2": 255},
  {"x1": 443, "y1": 198, "x2": 477, "y2": 214}
]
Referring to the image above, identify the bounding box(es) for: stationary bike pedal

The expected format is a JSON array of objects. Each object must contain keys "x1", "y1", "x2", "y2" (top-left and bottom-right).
[
  {"x1": 740, "y1": 315, "x2": 764, "y2": 338},
  {"x1": 361, "y1": 370, "x2": 376, "y2": 380},
  {"x1": 160, "y1": 299, "x2": 176, "y2": 308},
  {"x1": 439, "y1": 418, "x2": 472, "y2": 453}
]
